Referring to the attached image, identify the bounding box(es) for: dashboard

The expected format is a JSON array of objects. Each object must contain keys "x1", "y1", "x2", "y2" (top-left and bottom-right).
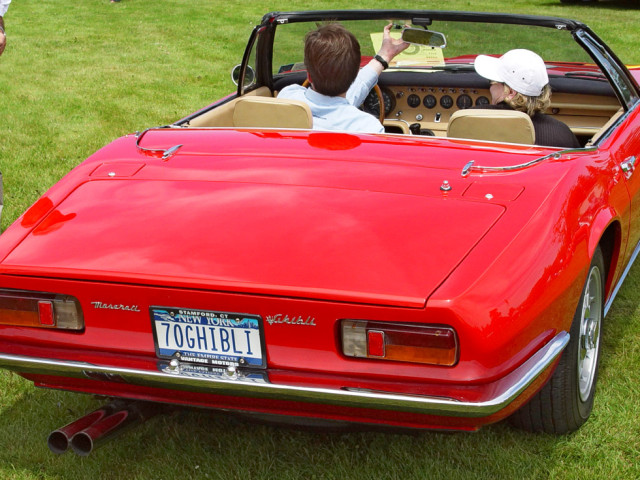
[
  {"x1": 268, "y1": 69, "x2": 622, "y2": 144},
  {"x1": 363, "y1": 85, "x2": 494, "y2": 135},
  {"x1": 361, "y1": 76, "x2": 621, "y2": 142}
]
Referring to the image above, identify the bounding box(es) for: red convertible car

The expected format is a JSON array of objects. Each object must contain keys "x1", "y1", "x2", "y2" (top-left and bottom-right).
[{"x1": 0, "y1": 10, "x2": 639, "y2": 454}]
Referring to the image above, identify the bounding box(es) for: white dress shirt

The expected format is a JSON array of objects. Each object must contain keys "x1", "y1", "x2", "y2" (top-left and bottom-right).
[
  {"x1": 0, "y1": 0, "x2": 11, "y2": 17},
  {"x1": 278, "y1": 66, "x2": 384, "y2": 133}
]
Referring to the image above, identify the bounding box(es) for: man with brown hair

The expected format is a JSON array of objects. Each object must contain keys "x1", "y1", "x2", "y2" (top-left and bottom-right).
[{"x1": 278, "y1": 23, "x2": 408, "y2": 133}]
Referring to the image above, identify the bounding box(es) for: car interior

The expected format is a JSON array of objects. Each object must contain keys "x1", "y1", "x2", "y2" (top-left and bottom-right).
[
  {"x1": 183, "y1": 75, "x2": 621, "y2": 148},
  {"x1": 180, "y1": 17, "x2": 627, "y2": 149}
]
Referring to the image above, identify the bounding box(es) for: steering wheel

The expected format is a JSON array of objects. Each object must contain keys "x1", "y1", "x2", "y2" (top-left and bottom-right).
[{"x1": 302, "y1": 79, "x2": 386, "y2": 125}]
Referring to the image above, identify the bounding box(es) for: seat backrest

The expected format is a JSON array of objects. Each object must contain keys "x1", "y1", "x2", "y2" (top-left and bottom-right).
[
  {"x1": 447, "y1": 109, "x2": 535, "y2": 144},
  {"x1": 233, "y1": 96, "x2": 313, "y2": 129}
]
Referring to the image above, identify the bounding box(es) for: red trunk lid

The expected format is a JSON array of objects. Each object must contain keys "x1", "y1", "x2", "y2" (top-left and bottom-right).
[{"x1": 2, "y1": 179, "x2": 503, "y2": 307}]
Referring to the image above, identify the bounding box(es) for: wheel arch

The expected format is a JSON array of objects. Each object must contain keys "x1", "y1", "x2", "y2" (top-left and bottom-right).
[{"x1": 588, "y1": 213, "x2": 622, "y2": 300}]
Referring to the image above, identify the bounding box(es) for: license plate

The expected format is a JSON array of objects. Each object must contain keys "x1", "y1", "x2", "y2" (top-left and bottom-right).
[{"x1": 151, "y1": 307, "x2": 265, "y2": 368}]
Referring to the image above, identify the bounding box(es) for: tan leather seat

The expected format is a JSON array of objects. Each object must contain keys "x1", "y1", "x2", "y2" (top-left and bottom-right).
[
  {"x1": 447, "y1": 109, "x2": 535, "y2": 144},
  {"x1": 233, "y1": 96, "x2": 313, "y2": 129}
]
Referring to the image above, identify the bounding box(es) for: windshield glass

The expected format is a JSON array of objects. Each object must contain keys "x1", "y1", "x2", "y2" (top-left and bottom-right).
[{"x1": 272, "y1": 19, "x2": 596, "y2": 78}]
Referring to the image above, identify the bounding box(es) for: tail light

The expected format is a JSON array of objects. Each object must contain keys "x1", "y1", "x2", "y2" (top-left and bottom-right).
[
  {"x1": 342, "y1": 320, "x2": 458, "y2": 366},
  {"x1": 0, "y1": 289, "x2": 84, "y2": 330}
]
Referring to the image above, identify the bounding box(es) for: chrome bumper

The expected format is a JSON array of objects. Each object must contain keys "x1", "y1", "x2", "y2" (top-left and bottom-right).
[{"x1": 0, "y1": 331, "x2": 568, "y2": 418}]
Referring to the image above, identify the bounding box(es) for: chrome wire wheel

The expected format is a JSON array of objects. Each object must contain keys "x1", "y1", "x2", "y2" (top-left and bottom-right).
[{"x1": 577, "y1": 264, "x2": 602, "y2": 403}]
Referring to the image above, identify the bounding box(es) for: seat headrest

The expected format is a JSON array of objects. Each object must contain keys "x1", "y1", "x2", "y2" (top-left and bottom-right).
[
  {"x1": 447, "y1": 109, "x2": 535, "y2": 145},
  {"x1": 233, "y1": 96, "x2": 313, "y2": 129}
]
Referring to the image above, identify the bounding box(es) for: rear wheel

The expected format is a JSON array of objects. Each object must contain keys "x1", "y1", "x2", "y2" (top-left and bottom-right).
[{"x1": 510, "y1": 246, "x2": 604, "y2": 433}]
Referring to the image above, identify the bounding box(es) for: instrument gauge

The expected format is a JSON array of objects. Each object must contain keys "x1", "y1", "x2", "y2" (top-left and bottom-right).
[
  {"x1": 475, "y1": 96, "x2": 490, "y2": 107},
  {"x1": 407, "y1": 94, "x2": 421, "y2": 108},
  {"x1": 361, "y1": 87, "x2": 396, "y2": 117},
  {"x1": 423, "y1": 94, "x2": 437, "y2": 109},
  {"x1": 440, "y1": 95, "x2": 453, "y2": 109},
  {"x1": 456, "y1": 94, "x2": 473, "y2": 110}
]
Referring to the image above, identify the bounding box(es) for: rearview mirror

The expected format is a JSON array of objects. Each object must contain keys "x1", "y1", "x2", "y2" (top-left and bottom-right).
[{"x1": 401, "y1": 28, "x2": 446, "y2": 48}]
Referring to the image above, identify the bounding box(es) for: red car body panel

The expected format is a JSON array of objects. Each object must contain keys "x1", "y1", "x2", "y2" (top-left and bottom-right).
[
  {"x1": 1, "y1": 11, "x2": 639, "y2": 434},
  {"x1": 0, "y1": 120, "x2": 635, "y2": 429},
  {"x1": 1, "y1": 131, "x2": 557, "y2": 307}
]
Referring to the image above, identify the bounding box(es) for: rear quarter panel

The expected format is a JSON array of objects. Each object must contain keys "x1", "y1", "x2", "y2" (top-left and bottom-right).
[{"x1": 428, "y1": 145, "x2": 630, "y2": 381}]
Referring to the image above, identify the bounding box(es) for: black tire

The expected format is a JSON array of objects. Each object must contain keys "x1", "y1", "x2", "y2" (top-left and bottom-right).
[{"x1": 510, "y1": 246, "x2": 604, "y2": 433}]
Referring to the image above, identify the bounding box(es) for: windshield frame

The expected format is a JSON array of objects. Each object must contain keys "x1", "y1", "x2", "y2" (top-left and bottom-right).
[{"x1": 247, "y1": 10, "x2": 638, "y2": 106}]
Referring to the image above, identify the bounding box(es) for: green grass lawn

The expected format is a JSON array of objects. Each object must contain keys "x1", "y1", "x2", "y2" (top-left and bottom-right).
[{"x1": 1, "y1": 1, "x2": 639, "y2": 478}]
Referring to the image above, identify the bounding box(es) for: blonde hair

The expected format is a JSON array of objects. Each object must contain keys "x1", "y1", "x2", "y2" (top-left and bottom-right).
[{"x1": 504, "y1": 83, "x2": 551, "y2": 117}]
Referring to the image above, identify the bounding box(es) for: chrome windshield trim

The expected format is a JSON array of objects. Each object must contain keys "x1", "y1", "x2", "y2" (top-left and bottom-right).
[
  {"x1": 0, "y1": 332, "x2": 568, "y2": 418},
  {"x1": 134, "y1": 125, "x2": 184, "y2": 159},
  {"x1": 461, "y1": 148, "x2": 596, "y2": 177}
]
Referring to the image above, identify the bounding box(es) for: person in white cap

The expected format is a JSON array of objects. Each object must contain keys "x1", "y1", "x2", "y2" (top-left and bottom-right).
[{"x1": 474, "y1": 49, "x2": 579, "y2": 148}]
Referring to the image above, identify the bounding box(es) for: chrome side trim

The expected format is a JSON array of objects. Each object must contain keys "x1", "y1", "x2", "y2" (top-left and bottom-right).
[
  {"x1": 0, "y1": 332, "x2": 568, "y2": 418},
  {"x1": 604, "y1": 238, "x2": 640, "y2": 316},
  {"x1": 460, "y1": 148, "x2": 596, "y2": 177}
]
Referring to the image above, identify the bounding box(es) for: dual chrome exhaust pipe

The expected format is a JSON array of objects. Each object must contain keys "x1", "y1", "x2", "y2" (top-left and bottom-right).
[{"x1": 47, "y1": 400, "x2": 162, "y2": 456}]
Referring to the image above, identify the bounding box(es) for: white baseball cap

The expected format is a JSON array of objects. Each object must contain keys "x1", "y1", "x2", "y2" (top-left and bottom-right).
[{"x1": 474, "y1": 49, "x2": 549, "y2": 97}]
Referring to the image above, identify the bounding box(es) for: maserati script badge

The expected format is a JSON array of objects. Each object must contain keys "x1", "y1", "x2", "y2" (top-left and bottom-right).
[
  {"x1": 266, "y1": 314, "x2": 316, "y2": 326},
  {"x1": 91, "y1": 302, "x2": 141, "y2": 312}
]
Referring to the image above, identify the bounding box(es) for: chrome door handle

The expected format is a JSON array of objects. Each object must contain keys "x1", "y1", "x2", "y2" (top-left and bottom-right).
[{"x1": 621, "y1": 156, "x2": 637, "y2": 179}]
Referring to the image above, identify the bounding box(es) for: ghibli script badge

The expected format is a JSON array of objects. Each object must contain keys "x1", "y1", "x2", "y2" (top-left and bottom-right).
[{"x1": 266, "y1": 314, "x2": 316, "y2": 326}]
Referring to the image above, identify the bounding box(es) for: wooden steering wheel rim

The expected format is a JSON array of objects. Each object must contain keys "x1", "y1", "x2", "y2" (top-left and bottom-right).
[{"x1": 302, "y1": 79, "x2": 385, "y2": 124}]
